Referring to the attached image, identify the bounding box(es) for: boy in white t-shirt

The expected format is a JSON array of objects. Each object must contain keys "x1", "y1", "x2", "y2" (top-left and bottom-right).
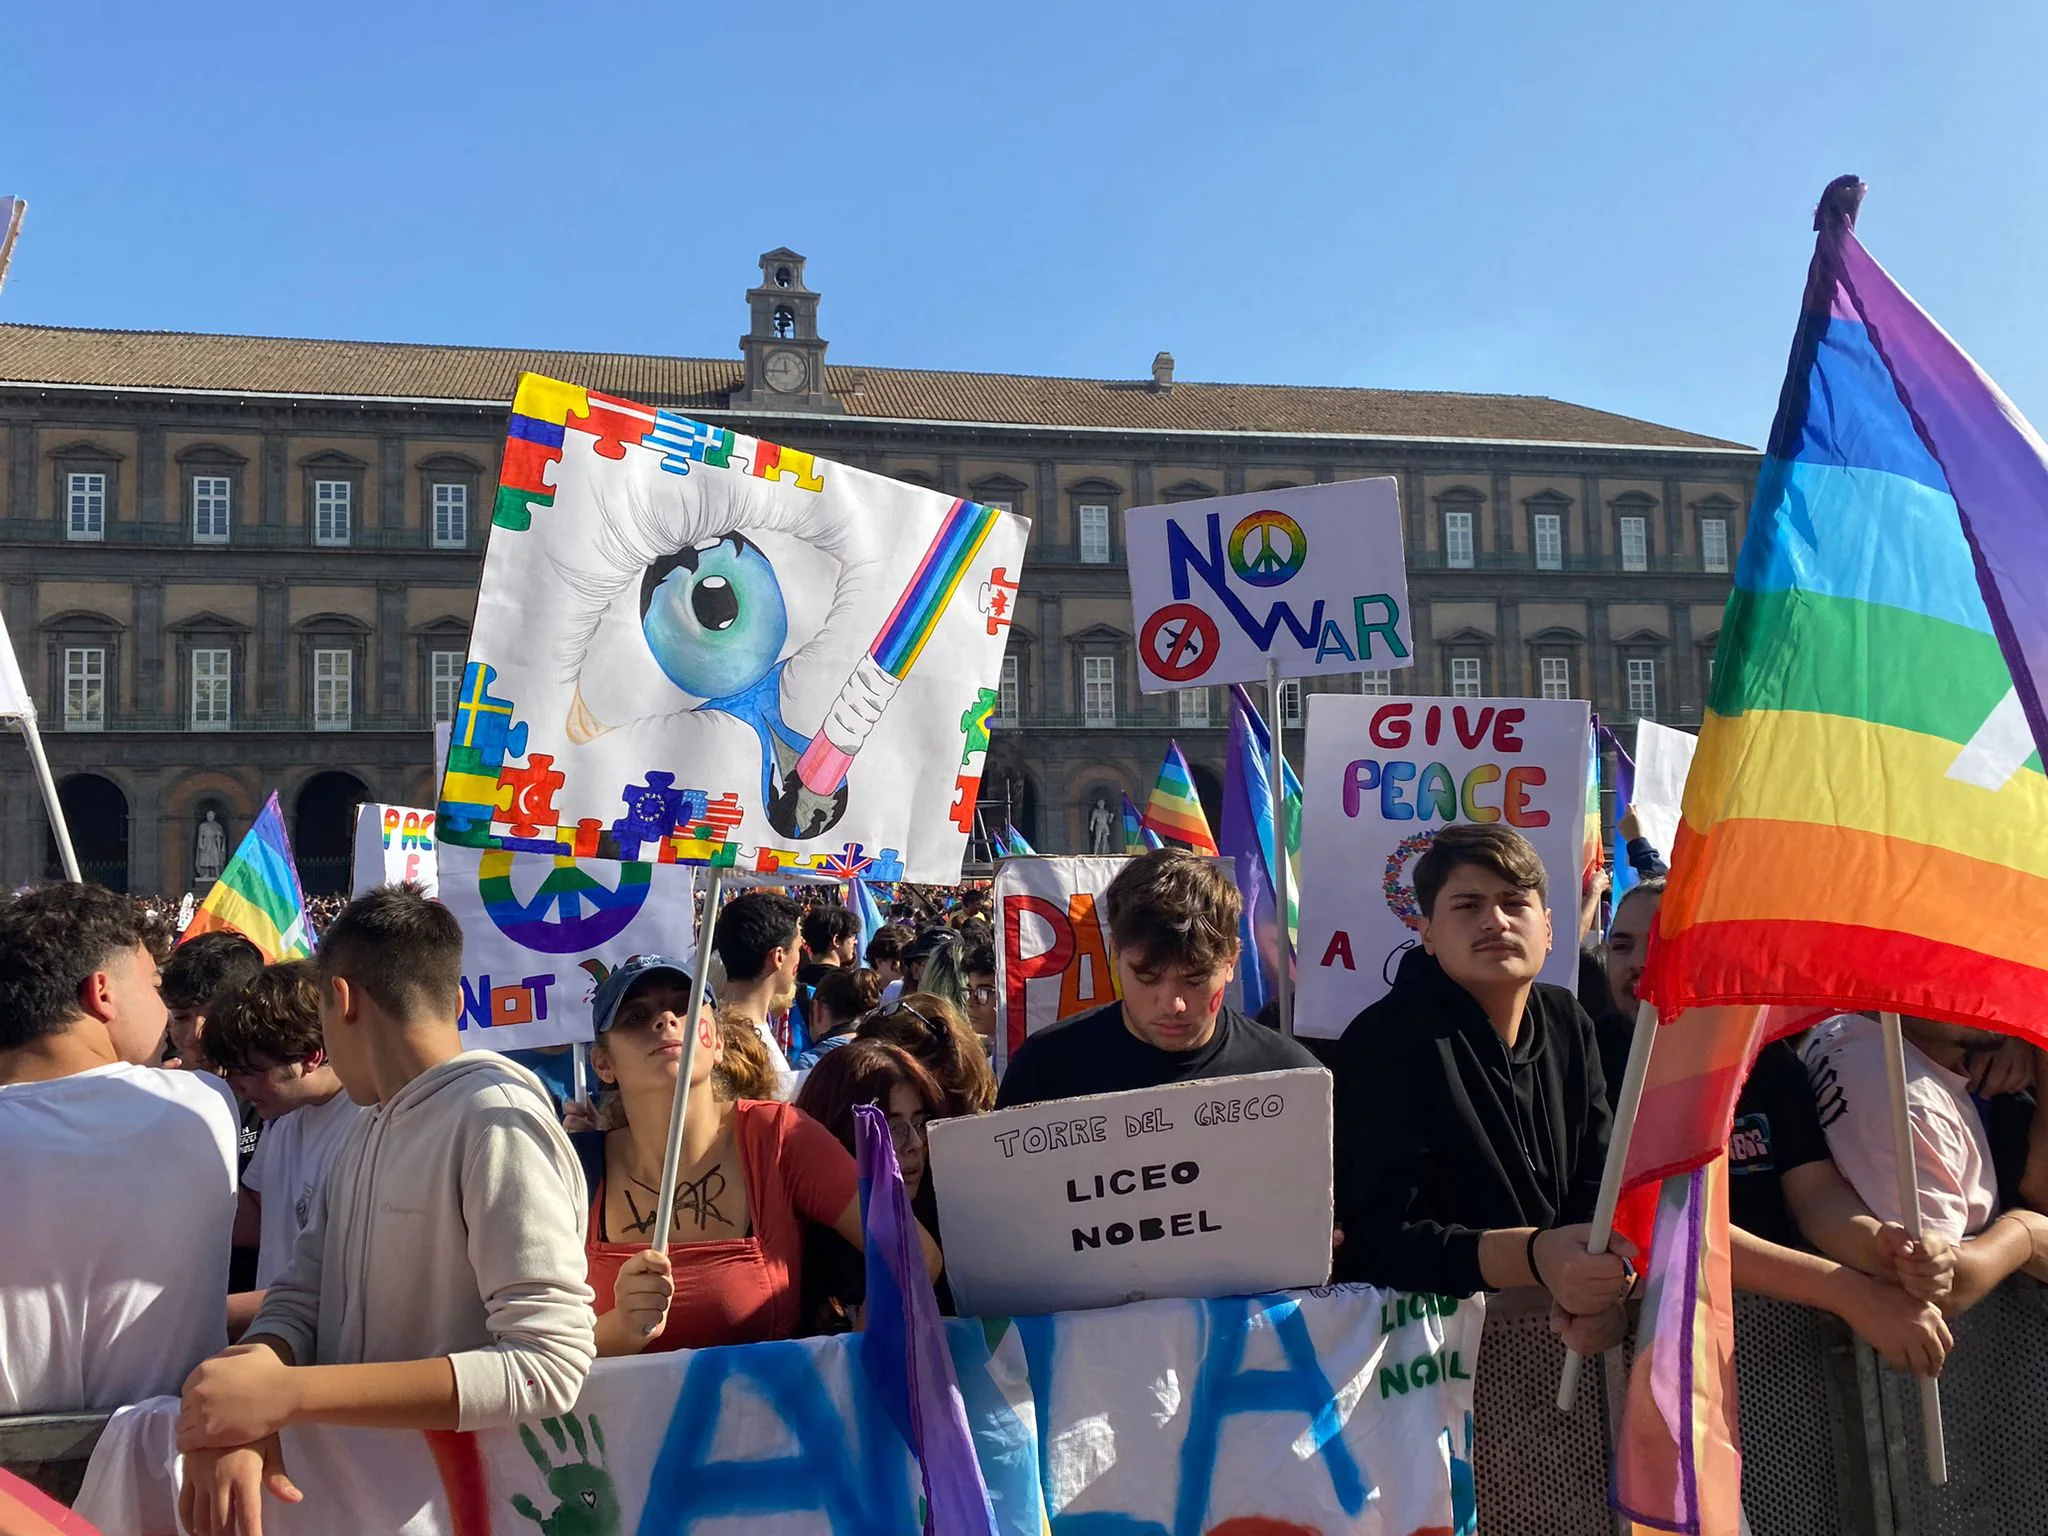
[
  {"x1": 1806, "y1": 1012, "x2": 2048, "y2": 1314},
  {"x1": 202, "y1": 961, "x2": 366, "y2": 1330},
  {"x1": 0, "y1": 882, "x2": 238, "y2": 1413}
]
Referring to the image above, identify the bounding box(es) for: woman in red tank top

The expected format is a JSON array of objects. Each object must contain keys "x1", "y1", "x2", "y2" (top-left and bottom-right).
[{"x1": 576, "y1": 955, "x2": 941, "y2": 1356}]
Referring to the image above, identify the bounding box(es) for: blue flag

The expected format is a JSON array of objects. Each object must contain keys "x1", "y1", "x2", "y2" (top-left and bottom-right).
[{"x1": 1220, "y1": 685, "x2": 1301, "y2": 1016}]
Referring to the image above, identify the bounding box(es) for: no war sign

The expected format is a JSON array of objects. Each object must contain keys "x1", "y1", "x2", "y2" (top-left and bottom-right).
[
  {"x1": 1294, "y1": 694, "x2": 1591, "y2": 1038},
  {"x1": 1126, "y1": 479, "x2": 1414, "y2": 691}
]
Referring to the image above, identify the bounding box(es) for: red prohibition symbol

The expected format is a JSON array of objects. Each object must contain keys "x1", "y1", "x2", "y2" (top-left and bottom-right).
[{"x1": 1141, "y1": 603, "x2": 1221, "y2": 683}]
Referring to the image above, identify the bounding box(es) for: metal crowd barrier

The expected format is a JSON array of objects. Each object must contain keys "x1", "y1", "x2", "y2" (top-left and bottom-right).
[{"x1": 5, "y1": 1280, "x2": 2043, "y2": 1532}]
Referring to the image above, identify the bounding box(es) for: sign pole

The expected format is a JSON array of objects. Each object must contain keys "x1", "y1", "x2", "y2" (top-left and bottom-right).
[
  {"x1": 1267, "y1": 656, "x2": 1293, "y2": 1036},
  {"x1": 1557, "y1": 998, "x2": 1658, "y2": 1411},
  {"x1": 651, "y1": 866, "x2": 725, "y2": 1250},
  {"x1": 1879, "y1": 1010, "x2": 1948, "y2": 1483},
  {"x1": 13, "y1": 711, "x2": 80, "y2": 883}
]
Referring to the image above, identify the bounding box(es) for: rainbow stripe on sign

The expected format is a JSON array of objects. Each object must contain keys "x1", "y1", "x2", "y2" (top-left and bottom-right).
[
  {"x1": 1143, "y1": 740, "x2": 1219, "y2": 857},
  {"x1": 181, "y1": 791, "x2": 311, "y2": 961},
  {"x1": 1644, "y1": 180, "x2": 2048, "y2": 1038},
  {"x1": 873, "y1": 500, "x2": 1001, "y2": 678}
]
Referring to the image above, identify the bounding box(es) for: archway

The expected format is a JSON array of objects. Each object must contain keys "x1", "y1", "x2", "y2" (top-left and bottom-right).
[
  {"x1": 294, "y1": 771, "x2": 371, "y2": 896},
  {"x1": 47, "y1": 774, "x2": 129, "y2": 891}
]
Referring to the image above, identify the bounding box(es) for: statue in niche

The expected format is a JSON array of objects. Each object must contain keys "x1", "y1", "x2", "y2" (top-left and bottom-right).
[
  {"x1": 1088, "y1": 797, "x2": 1115, "y2": 855},
  {"x1": 194, "y1": 810, "x2": 227, "y2": 884}
]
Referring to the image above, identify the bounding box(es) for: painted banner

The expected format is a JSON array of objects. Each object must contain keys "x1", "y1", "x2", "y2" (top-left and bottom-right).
[
  {"x1": 930, "y1": 1068, "x2": 1334, "y2": 1318},
  {"x1": 1630, "y1": 719, "x2": 1699, "y2": 868},
  {"x1": 993, "y1": 856, "x2": 1243, "y2": 1075},
  {"x1": 1294, "y1": 694, "x2": 1592, "y2": 1039},
  {"x1": 439, "y1": 374, "x2": 1030, "y2": 885},
  {"x1": 434, "y1": 842, "x2": 700, "y2": 1053},
  {"x1": 84, "y1": 1287, "x2": 1480, "y2": 1536},
  {"x1": 1126, "y1": 479, "x2": 1413, "y2": 692},
  {"x1": 350, "y1": 803, "x2": 440, "y2": 897}
]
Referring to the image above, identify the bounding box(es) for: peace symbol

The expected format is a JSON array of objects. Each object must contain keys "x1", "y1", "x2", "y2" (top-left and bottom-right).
[{"x1": 1228, "y1": 510, "x2": 1307, "y2": 588}]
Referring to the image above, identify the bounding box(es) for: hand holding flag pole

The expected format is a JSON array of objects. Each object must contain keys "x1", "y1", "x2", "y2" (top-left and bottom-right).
[{"x1": 652, "y1": 867, "x2": 727, "y2": 1250}]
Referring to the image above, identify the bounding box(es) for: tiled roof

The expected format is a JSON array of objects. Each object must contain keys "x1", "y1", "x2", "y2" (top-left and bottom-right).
[{"x1": 0, "y1": 323, "x2": 1750, "y2": 450}]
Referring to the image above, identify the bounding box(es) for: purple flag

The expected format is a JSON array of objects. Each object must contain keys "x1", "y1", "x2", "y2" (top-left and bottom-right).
[
  {"x1": 1828, "y1": 178, "x2": 2048, "y2": 776},
  {"x1": 854, "y1": 1104, "x2": 997, "y2": 1536}
]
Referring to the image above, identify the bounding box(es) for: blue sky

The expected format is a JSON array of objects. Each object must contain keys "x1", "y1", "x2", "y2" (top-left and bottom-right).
[{"x1": 5, "y1": 1, "x2": 2045, "y2": 446}]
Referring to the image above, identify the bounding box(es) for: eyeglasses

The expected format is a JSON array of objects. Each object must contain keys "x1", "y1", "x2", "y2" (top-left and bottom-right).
[
  {"x1": 967, "y1": 984, "x2": 997, "y2": 1005},
  {"x1": 886, "y1": 1115, "x2": 928, "y2": 1154}
]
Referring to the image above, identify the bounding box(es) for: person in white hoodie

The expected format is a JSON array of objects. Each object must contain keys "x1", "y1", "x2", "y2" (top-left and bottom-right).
[{"x1": 176, "y1": 884, "x2": 596, "y2": 1536}]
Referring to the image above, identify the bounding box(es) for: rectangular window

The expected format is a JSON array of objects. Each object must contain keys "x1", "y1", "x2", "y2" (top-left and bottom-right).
[
  {"x1": 1082, "y1": 655, "x2": 1116, "y2": 725},
  {"x1": 1078, "y1": 504, "x2": 1111, "y2": 564},
  {"x1": 431, "y1": 650, "x2": 465, "y2": 724},
  {"x1": 1449, "y1": 657, "x2": 1482, "y2": 698},
  {"x1": 191, "y1": 648, "x2": 231, "y2": 730},
  {"x1": 314, "y1": 648, "x2": 352, "y2": 729},
  {"x1": 1620, "y1": 515, "x2": 1648, "y2": 572},
  {"x1": 1539, "y1": 656, "x2": 1571, "y2": 700},
  {"x1": 1360, "y1": 669, "x2": 1391, "y2": 696},
  {"x1": 981, "y1": 498, "x2": 1014, "y2": 515},
  {"x1": 193, "y1": 475, "x2": 231, "y2": 544},
  {"x1": 1444, "y1": 510, "x2": 1474, "y2": 569},
  {"x1": 997, "y1": 655, "x2": 1019, "y2": 725},
  {"x1": 64, "y1": 647, "x2": 106, "y2": 730},
  {"x1": 432, "y1": 483, "x2": 468, "y2": 548},
  {"x1": 1701, "y1": 517, "x2": 1729, "y2": 573},
  {"x1": 314, "y1": 480, "x2": 352, "y2": 546},
  {"x1": 1279, "y1": 680, "x2": 1304, "y2": 727},
  {"x1": 1533, "y1": 512, "x2": 1562, "y2": 571},
  {"x1": 1628, "y1": 657, "x2": 1658, "y2": 719},
  {"x1": 67, "y1": 472, "x2": 106, "y2": 541},
  {"x1": 1177, "y1": 687, "x2": 1211, "y2": 727}
]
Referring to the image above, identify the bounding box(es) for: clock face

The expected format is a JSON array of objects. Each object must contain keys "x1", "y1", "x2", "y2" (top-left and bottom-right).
[{"x1": 764, "y1": 349, "x2": 807, "y2": 393}]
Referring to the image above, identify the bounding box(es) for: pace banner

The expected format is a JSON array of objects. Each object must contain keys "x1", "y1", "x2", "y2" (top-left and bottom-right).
[
  {"x1": 1125, "y1": 479, "x2": 1413, "y2": 692},
  {"x1": 434, "y1": 842, "x2": 701, "y2": 1052},
  {"x1": 83, "y1": 1287, "x2": 1481, "y2": 1536},
  {"x1": 439, "y1": 374, "x2": 1030, "y2": 884},
  {"x1": 350, "y1": 803, "x2": 440, "y2": 897},
  {"x1": 1294, "y1": 694, "x2": 1591, "y2": 1039}
]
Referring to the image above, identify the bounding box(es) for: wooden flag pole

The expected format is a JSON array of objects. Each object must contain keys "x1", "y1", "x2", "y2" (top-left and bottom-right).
[
  {"x1": 1558, "y1": 998, "x2": 1659, "y2": 1411},
  {"x1": 1267, "y1": 656, "x2": 1293, "y2": 1036},
  {"x1": 651, "y1": 867, "x2": 727, "y2": 1251},
  {"x1": 1879, "y1": 1010, "x2": 1948, "y2": 1483}
]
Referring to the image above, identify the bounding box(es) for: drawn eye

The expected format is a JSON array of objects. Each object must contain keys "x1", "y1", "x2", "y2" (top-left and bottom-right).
[{"x1": 639, "y1": 534, "x2": 788, "y2": 699}]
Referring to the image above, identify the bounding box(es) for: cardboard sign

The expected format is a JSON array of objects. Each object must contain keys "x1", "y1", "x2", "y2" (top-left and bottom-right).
[
  {"x1": 1125, "y1": 479, "x2": 1413, "y2": 692},
  {"x1": 993, "y1": 855, "x2": 1243, "y2": 1076},
  {"x1": 434, "y1": 842, "x2": 701, "y2": 1052},
  {"x1": 441, "y1": 375, "x2": 1029, "y2": 883},
  {"x1": 929, "y1": 1068, "x2": 1333, "y2": 1317},
  {"x1": 350, "y1": 803, "x2": 440, "y2": 897},
  {"x1": 1632, "y1": 717, "x2": 1699, "y2": 863},
  {"x1": 1294, "y1": 694, "x2": 1592, "y2": 1038}
]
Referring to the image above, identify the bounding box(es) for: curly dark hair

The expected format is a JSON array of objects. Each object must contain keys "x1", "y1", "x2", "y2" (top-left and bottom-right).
[
  {"x1": 0, "y1": 883, "x2": 152, "y2": 1050},
  {"x1": 200, "y1": 961, "x2": 324, "y2": 1074},
  {"x1": 160, "y1": 932, "x2": 266, "y2": 1012}
]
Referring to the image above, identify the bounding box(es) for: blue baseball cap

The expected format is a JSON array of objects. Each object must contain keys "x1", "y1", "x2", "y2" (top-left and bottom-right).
[{"x1": 589, "y1": 954, "x2": 714, "y2": 1035}]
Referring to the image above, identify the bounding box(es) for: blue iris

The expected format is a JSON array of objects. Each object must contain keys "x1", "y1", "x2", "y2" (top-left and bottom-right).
[{"x1": 639, "y1": 534, "x2": 788, "y2": 700}]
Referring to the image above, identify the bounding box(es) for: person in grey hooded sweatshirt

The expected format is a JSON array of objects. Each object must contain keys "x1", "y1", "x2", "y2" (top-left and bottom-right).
[{"x1": 175, "y1": 884, "x2": 596, "y2": 1536}]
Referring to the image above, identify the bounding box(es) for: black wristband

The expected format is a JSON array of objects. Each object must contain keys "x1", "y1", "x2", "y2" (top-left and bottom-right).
[{"x1": 1526, "y1": 1227, "x2": 1548, "y2": 1289}]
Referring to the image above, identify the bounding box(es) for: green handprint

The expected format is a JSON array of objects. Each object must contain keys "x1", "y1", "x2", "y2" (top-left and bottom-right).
[{"x1": 510, "y1": 1413, "x2": 620, "y2": 1536}]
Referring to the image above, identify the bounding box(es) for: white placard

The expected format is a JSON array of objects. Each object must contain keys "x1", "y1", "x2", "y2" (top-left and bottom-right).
[
  {"x1": 1125, "y1": 479, "x2": 1413, "y2": 692},
  {"x1": 929, "y1": 1068, "x2": 1332, "y2": 1317},
  {"x1": 435, "y1": 842, "x2": 701, "y2": 1052},
  {"x1": 1294, "y1": 694, "x2": 1592, "y2": 1039},
  {"x1": 350, "y1": 803, "x2": 440, "y2": 897},
  {"x1": 1631, "y1": 718, "x2": 1699, "y2": 860}
]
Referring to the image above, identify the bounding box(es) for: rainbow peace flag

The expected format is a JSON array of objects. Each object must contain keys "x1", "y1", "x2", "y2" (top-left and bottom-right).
[
  {"x1": 1142, "y1": 740, "x2": 1218, "y2": 856},
  {"x1": 1121, "y1": 792, "x2": 1162, "y2": 853},
  {"x1": 1644, "y1": 177, "x2": 2048, "y2": 1037},
  {"x1": 181, "y1": 791, "x2": 313, "y2": 961}
]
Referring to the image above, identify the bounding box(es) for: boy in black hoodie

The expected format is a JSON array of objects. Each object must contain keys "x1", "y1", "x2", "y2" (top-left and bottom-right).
[{"x1": 1332, "y1": 823, "x2": 1635, "y2": 1356}]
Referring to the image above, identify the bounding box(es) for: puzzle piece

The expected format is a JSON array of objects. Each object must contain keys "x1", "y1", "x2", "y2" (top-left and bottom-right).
[
  {"x1": 570, "y1": 818, "x2": 606, "y2": 858},
  {"x1": 959, "y1": 687, "x2": 998, "y2": 765},
  {"x1": 576, "y1": 390, "x2": 653, "y2": 461},
  {"x1": 865, "y1": 847, "x2": 906, "y2": 882},
  {"x1": 752, "y1": 441, "x2": 825, "y2": 492},
  {"x1": 611, "y1": 771, "x2": 687, "y2": 859},
  {"x1": 512, "y1": 375, "x2": 591, "y2": 428},
  {"x1": 977, "y1": 567, "x2": 1020, "y2": 636},
  {"x1": 949, "y1": 774, "x2": 981, "y2": 834},
  {"x1": 701, "y1": 426, "x2": 755, "y2": 477},
  {"x1": 494, "y1": 753, "x2": 566, "y2": 839},
  {"x1": 452, "y1": 664, "x2": 527, "y2": 771},
  {"x1": 700, "y1": 791, "x2": 743, "y2": 835}
]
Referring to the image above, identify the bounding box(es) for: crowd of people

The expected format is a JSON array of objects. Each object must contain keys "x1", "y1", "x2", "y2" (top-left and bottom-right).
[{"x1": 2, "y1": 829, "x2": 2045, "y2": 1533}]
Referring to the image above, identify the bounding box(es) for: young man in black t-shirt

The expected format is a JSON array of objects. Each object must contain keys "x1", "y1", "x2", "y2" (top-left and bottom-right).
[{"x1": 995, "y1": 849, "x2": 1321, "y2": 1109}]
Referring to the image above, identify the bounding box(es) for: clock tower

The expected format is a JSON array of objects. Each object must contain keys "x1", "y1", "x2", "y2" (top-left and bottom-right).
[{"x1": 732, "y1": 249, "x2": 842, "y2": 414}]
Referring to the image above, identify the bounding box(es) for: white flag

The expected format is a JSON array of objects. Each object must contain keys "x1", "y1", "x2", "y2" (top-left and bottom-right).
[{"x1": 0, "y1": 608, "x2": 32, "y2": 720}]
